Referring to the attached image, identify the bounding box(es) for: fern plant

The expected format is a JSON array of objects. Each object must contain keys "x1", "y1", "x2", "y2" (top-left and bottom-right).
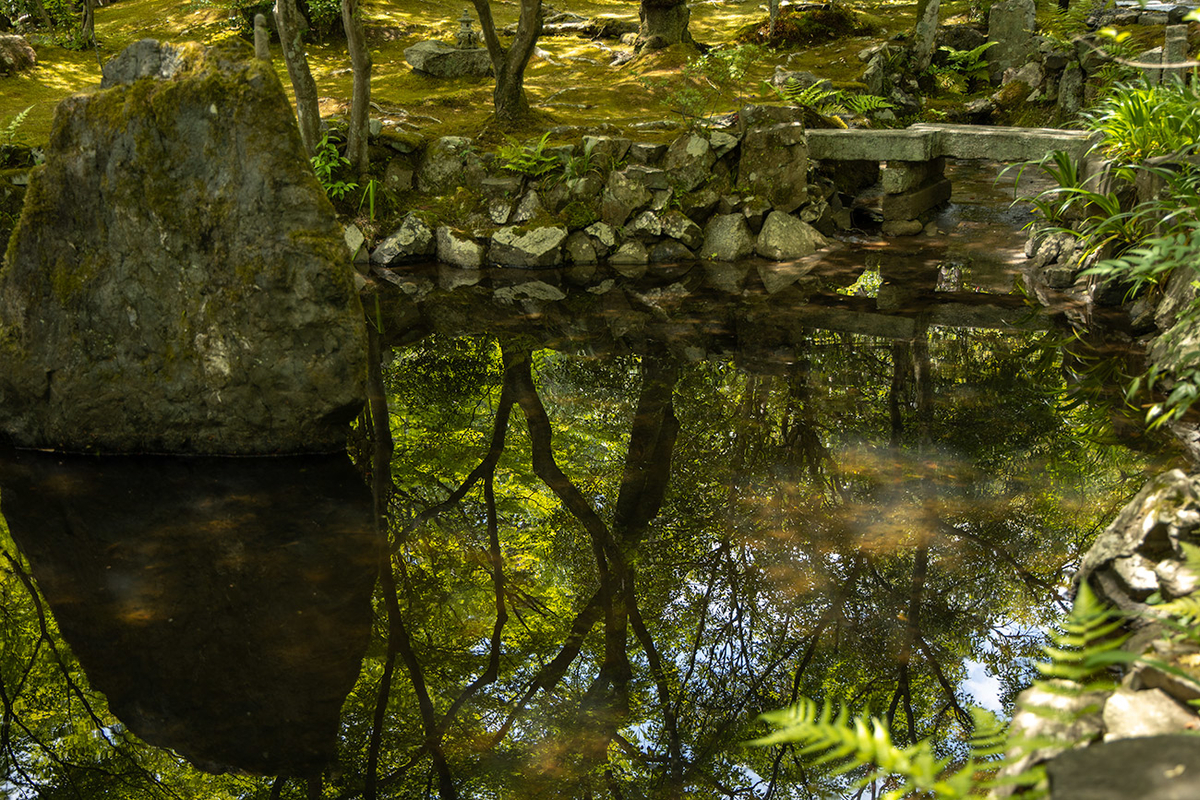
[
  {"x1": 0, "y1": 106, "x2": 33, "y2": 168},
  {"x1": 925, "y1": 42, "x2": 996, "y2": 95},
  {"x1": 770, "y1": 78, "x2": 893, "y2": 119},
  {"x1": 753, "y1": 700, "x2": 1007, "y2": 799},
  {"x1": 752, "y1": 583, "x2": 1129, "y2": 799},
  {"x1": 497, "y1": 131, "x2": 558, "y2": 179}
]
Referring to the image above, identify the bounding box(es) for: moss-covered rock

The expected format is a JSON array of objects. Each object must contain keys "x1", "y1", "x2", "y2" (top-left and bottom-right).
[{"x1": 0, "y1": 39, "x2": 366, "y2": 454}]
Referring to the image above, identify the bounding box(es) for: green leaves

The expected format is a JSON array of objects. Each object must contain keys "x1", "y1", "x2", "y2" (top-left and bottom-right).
[
  {"x1": 771, "y1": 77, "x2": 893, "y2": 118},
  {"x1": 310, "y1": 131, "x2": 359, "y2": 200},
  {"x1": 753, "y1": 699, "x2": 1007, "y2": 799},
  {"x1": 497, "y1": 131, "x2": 558, "y2": 179}
]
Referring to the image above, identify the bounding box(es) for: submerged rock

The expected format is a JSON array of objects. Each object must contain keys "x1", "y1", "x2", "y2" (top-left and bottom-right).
[{"x1": 0, "y1": 39, "x2": 367, "y2": 454}]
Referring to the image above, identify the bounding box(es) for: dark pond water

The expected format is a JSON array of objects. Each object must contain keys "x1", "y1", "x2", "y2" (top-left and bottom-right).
[{"x1": 0, "y1": 162, "x2": 1177, "y2": 799}]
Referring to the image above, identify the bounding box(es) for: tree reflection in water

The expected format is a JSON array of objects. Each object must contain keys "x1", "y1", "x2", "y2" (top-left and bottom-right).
[{"x1": 0, "y1": 318, "x2": 1163, "y2": 799}]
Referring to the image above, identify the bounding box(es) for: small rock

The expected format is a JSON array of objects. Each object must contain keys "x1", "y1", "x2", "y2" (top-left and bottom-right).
[
  {"x1": 701, "y1": 214, "x2": 756, "y2": 262},
  {"x1": 489, "y1": 225, "x2": 568, "y2": 267},
  {"x1": 1103, "y1": 688, "x2": 1199, "y2": 740},
  {"x1": 435, "y1": 226, "x2": 485, "y2": 269},
  {"x1": 610, "y1": 240, "x2": 649, "y2": 278},
  {"x1": 882, "y1": 219, "x2": 925, "y2": 236},
  {"x1": 755, "y1": 211, "x2": 828, "y2": 261},
  {"x1": 371, "y1": 213, "x2": 436, "y2": 265}
]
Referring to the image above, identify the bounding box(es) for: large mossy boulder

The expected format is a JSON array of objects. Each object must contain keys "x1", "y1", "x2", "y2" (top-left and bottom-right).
[{"x1": 0, "y1": 39, "x2": 367, "y2": 454}]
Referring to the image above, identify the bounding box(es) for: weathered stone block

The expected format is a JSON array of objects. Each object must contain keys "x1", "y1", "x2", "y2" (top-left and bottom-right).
[
  {"x1": 663, "y1": 132, "x2": 717, "y2": 192},
  {"x1": 701, "y1": 214, "x2": 756, "y2": 262},
  {"x1": 881, "y1": 177, "x2": 952, "y2": 220},
  {"x1": 0, "y1": 39, "x2": 366, "y2": 454},
  {"x1": 403, "y1": 40, "x2": 492, "y2": 78},
  {"x1": 372, "y1": 213, "x2": 436, "y2": 265},
  {"x1": 882, "y1": 158, "x2": 946, "y2": 195},
  {"x1": 601, "y1": 168, "x2": 653, "y2": 227},
  {"x1": 755, "y1": 211, "x2": 828, "y2": 261},
  {"x1": 489, "y1": 225, "x2": 568, "y2": 267}
]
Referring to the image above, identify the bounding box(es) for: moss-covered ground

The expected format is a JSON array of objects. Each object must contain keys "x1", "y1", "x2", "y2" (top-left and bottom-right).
[{"x1": 0, "y1": 0, "x2": 957, "y2": 146}]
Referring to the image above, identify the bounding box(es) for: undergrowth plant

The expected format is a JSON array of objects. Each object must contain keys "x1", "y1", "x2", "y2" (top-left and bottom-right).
[
  {"x1": 0, "y1": 106, "x2": 33, "y2": 168},
  {"x1": 497, "y1": 131, "x2": 558, "y2": 179},
  {"x1": 924, "y1": 42, "x2": 996, "y2": 95},
  {"x1": 635, "y1": 44, "x2": 764, "y2": 129},
  {"x1": 1020, "y1": 75, "x2": 1200, "y2": 425},
  {"x1": 752, "y1": 583, "x2": 1135, "y2": 799},
  {"x1": 770, "y1": 78, "x2": 893, "y2": 122},
  {"x1": 311, "y1": 132, "x2": 358, "y2": 200}
]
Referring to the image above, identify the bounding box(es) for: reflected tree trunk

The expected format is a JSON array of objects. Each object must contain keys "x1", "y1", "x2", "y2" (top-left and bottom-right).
[
  {"x1": 274, "y1": 0, "x2": 321, "y2": 154},
  {"x1": 365, "y1": 326, "x2": 394, "y2": 800},
  {"x1": 889, "y1": 340, "x2": 912, "y2": 448},
  {"x1": 614, "y1": 355, "x2": 679, "y2": 544}
]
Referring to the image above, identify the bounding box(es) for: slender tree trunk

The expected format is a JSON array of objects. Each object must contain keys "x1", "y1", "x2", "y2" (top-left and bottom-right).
[
  {"x1": 80, "y1": 0, "x2": 95, "y2": 43},
  {"x1": 342, "y1": 0, "x2": 371, "y2": 176},
  {"x1": 274, "y1": 0, "x2": 322, "y2": 154},
  {"x1": 471, "y1": 0, "x2": 543, "y2": 124},
  {"x1": 636, "y1": 0, "x2": 694, "y2": 53},
  {"x1": 29, "y1": 0, "x2": 51, "y2": 28},
  {"x1": 912, "y1": 0, "x2": 940, "y2": 73}
]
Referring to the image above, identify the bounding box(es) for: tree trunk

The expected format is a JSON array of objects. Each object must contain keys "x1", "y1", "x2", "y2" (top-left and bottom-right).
[
  {"x1": 912, "y1": 0, "x2": 940, "y2": 73},
  {"x1": 636, "y1": 0, "x2": 694, "y2": 53},
  {"x1": 274, "y1": 0, "x2": 322, "y2": 155},
  {"x1": 80, "y1": 0, "x2": 95, "y2": 43},
  {"x1": 342, "y1": 0, "x2": 371, "y2": 176},
  {"x1": 29, "y1": 0, "x2": 51, "y2": 28},
  {"x1": 471, "y1": 0, "x2": 543, "y2": 124}
]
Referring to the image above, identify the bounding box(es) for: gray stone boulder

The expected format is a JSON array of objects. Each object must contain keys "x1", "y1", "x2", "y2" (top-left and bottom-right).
[
  {"x1": 1046, "y1": 735, "x2": 1200, "y2": 800},
  {"x1": 610, "y1": 240, "x2": 649, "y2": 278},
  {"x1": 663, "y1": 132, "x2": 717, "y2": 193},
  {"x1": 987, "y1": 0, "x2": 1037, "y2": 83},
  {"x1": 0, "y1": 34, "x2": 35, "y2": 75},
  {"x1": 436, "y1": 226, "x2": 485, "y2": 269},
  {"x1": 701, "y1": 214, "x2": 756, "y2": 262},
  {"x1": 371, "y1": 213, "x2": 436, "y2": 266},
  {"x1": 649, "y1": 239, "x2": 693, "y2": 264},
  {"x1": 737, "y1": 105, "x2": 808, "y2": 213},
  {"x1": 1075, "y1": 470, "x2": 1200, "y2": 609},
  {"x1": 490, "y1": 225, "x2": 568, "y2": 267},
  {"x1": 403, "y1": 40, "x2": 492, "y2": 78},
  {"x1": 661, "y1": 209, "x2": 703, "y2": 250},
  {"x1": 0, "y1": 40, "x2": 366, "y2": 454},
  {"x1": 417, "y1": 136, "x2": 479, "y2": 194},
  {"x1": 627, "y1": 210, "x2": 663, "y2": 239},
  {"x1": 564, "y1": 230, "x2": 598, "y2": 265},
  {"x1": 755, "y1": 212, "x2": 828, "y2": 261},
  {"x1": 601, "y1": 168, "x2": 653, "y2": 227}
]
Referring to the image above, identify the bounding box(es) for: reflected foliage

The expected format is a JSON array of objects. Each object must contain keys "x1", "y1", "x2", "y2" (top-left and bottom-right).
[{"x1": 1, "y1": 322, "x2": 1156, "y2": 799}]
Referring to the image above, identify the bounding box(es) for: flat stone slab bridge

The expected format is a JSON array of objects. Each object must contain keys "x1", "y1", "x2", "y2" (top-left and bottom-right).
[{"x1": 805, "y1": 123, "x2": 1100, "y2": 234}]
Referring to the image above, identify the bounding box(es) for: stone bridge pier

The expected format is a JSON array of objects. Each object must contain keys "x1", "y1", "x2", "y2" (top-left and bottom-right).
[{"x1": 804, "y1": 123, "x2": 1100, "y2": 235}]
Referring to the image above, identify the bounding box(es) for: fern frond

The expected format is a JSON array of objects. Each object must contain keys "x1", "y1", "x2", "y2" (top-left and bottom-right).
[
  {"x1": 1, "y1": 106, "x2": 32, "y2": 147},
  {"x1": 753, "y1": 698, "x2": 1007, "y2": 799},
  {"x1": 1027, "y1": 583, "x2": 1127, "y2": 706},
  {"x1": 845, "y1": 94, "x2": 894, "y2": 114}
]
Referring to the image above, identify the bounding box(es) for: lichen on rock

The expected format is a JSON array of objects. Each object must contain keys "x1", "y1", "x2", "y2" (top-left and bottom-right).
[{"x1": 0, "y1": 39, "x2": 366, "y2": 454}]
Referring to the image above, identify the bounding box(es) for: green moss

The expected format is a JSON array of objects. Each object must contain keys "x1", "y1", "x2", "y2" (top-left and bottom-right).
[
  {"x1": 735, "y1": 6, "x2": 881, "y2": 48},
  {"x1": 559, "y1": 199, "x2": 598, "y2": 230}
]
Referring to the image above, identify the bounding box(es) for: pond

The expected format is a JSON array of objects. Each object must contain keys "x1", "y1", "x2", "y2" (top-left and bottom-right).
[{"x1": 0, "y1": 162, "x2": 1177, "y2": 799}]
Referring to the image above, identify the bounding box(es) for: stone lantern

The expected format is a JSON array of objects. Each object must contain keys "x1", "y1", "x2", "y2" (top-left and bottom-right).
[{"x1": 456, "y1": 9, "x2": 480, "y2": 50}]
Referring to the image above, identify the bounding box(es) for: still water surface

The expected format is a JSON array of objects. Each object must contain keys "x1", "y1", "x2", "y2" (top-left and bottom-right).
[{"x1": 0, "y1": 163, "x2": 1171, "y2": 799}]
